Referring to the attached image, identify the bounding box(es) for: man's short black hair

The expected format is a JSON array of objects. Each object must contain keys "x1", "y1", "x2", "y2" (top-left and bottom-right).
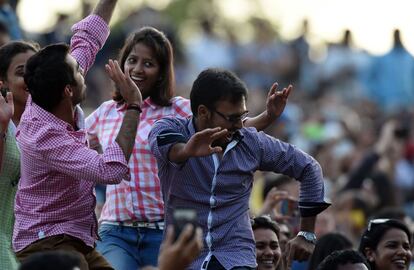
[
  {"x1": 19, "y1": 250, "x2": 81, "y2": 270},
  {"x1": 24, "y1": 43, "x2": 76, "y2": 112},
  {"x1": 190, "y1": 68, "x2": 248, "y2": 116},
  {"x1": 316, "y1": 250, "x2": 370, "y2": 270}
]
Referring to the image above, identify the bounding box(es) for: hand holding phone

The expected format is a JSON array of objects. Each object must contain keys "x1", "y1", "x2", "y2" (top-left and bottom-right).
[
  {"x1": 173, "y1": 208, "x2": 198, "y2": 242},
  {"x1": 280, "y1": 199, "x2": 299, "y2": 217}
]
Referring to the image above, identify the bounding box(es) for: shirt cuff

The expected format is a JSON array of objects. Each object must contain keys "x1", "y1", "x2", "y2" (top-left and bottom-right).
[
  {"x1": 102, "y1": 141, "x2": 130, "y2": 181},
  {"x1": 71, "y1": 14, "x2": 110, "y2": 47},
  {"x1": 298, "y1": 201, "x2": 331, "y2": 217}
]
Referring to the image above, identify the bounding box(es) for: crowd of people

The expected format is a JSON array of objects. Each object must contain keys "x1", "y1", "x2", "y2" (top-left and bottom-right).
[{"x1": 1, "y1": 0, "x2": 414, "y2": 270}]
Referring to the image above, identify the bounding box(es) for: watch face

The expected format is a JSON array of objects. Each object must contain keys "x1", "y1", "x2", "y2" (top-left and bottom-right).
[{"x1": 299, "y1": 232, "x2": 316, "y2": 243}]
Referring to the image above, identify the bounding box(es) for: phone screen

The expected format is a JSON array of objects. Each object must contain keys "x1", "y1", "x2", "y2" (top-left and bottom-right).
[
  {"x1": 280, "y1": 199, "x2": 299, "y2": 217},
  {"x1": 173, "y1": 208, "x2": 197, "y2": 242}
]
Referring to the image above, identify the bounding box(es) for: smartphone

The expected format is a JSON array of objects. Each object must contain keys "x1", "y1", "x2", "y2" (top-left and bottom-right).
[
  {"x1": 280, "y1": 199, "x2": 299, "y2": 217},
  {"x1": 173, "y1": 208, "x2": 198, "y2": 242}
]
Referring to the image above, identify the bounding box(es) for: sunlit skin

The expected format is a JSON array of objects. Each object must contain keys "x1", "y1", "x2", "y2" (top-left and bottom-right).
[
  {"x1": 123, "y1": 43, "x2": 160, "y2": 100},
  {"x1": 365, "y1": 228, "x2": 412, "y2": 270},
  {"x1": 65, "y1": 54, "x2": 86, "y2": 106},
  {"x1": 254, "y1": 228, "x2": 282, "y2": 270},
  {"x1": 1, "y1": 50, "x2": 35, "y2": 125}
]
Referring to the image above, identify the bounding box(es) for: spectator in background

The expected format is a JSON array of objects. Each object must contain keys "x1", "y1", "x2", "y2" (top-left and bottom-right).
[
  {"x1": 359, "y1": 219, "x2": 412, "y2": 270},
  {"x1": 0, "y1": 0, "x2": 22, "y2": 40},
  {"x1": 252, "y1": 216, "x2": 284, "y2": 270},
  {"x1": 368, "y1": 29, "x2": 414, "y2": 112},
  {"x1": 316, "y1": 250, "x2": 370, "y2": 270},
  {"x1": 307, "y1": 233, "x2": 353, "y2": 270},
  {"x1": 0, "y1": 21, "x2": 10, "y2": 46}
]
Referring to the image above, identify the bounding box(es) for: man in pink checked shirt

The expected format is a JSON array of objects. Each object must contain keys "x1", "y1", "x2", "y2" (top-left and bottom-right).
[{"x1": 11, "y1": 1, "x2": 144, "y2": 269}]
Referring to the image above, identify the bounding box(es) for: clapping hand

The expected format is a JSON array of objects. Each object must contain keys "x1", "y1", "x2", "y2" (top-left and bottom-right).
[{"x1": 105, "y1": 59, "x2": 142, "y2": 106}]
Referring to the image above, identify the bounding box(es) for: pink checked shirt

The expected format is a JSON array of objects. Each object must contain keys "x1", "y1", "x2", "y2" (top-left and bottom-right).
[
  {"x1": 12, "y1": 15, "x2": 127, "y2": 252},
  {"x1": 86, "y1": 96, "x2": 191, "y2": 222}
]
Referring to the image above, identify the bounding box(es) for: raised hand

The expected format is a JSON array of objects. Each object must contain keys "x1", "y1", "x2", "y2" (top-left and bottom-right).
[
  {"x1": 259, "y1": 187, "x2": 297, "y2": 222},
  {"x1": 182, "y1": 127, "x2": 228, "y2": 158},
  {"x1": 158, "y1": 225, "x2": 203, "y2": 270},
  {"x1": 0, "y1": 92, "x2": 14, "y2": 131},
  {"x1": 105, "y1": 59, "x2": 142, "y2": 106},
  {"x1": 266, "y1": 82, "x2": 293, "y2": 121}
]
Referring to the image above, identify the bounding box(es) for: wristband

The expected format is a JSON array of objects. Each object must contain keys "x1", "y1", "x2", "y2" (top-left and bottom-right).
[{"x1": 126, "y1": 103, "x2": 142, "y2": 113}]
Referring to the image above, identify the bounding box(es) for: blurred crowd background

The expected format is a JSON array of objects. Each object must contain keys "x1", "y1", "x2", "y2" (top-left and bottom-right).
[{"x1": 3, "y1": 0, "x2": 414, "y2": 248}]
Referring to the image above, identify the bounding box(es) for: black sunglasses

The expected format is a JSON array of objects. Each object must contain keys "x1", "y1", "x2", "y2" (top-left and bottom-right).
[{"x1": 211, "y1": 109, "x2": 249, "y2": 124}]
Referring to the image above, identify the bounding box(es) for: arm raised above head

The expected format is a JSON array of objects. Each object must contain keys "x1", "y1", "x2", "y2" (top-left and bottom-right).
[{"x1": 92, "y1": 0, "x2": 118, "y2": 24}]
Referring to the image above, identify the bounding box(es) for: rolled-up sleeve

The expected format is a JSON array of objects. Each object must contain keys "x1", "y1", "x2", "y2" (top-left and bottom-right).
[
  {"x1": 70, "y1": 14, "x2": 110, "y2": 74},
  {"x1": 148, "y1": 118, "x2": 187, "y2": 167}
]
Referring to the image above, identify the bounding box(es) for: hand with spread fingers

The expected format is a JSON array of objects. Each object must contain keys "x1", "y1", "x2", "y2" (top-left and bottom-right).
[
  {"x1": 265, "y1": 82, "x2": 293, "y2": 121},
  {"x1": 182, "y1": 127, "x2": 228, "y2": 158},
  {"x1": 105, "y1": 59, "x2": 142, "y2": 106},
  {"x1": 158, "y1": 225, "x2": 203, "y2": 270}
]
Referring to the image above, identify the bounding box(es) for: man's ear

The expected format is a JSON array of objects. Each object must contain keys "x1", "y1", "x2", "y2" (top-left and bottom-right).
[
  {"x1": 198, "y1": 105, "x2": 211, "y2": 120},
  {"x1": 63, "y1": 85, "x2": 73, "y2": 98}
]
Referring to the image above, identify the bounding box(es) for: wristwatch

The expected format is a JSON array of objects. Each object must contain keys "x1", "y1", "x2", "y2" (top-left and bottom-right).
[{"x1": 297, "y1": 231, "x2": 317, "y2": 244}]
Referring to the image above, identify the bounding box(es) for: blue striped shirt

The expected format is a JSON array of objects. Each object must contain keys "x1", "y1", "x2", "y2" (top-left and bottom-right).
[{"x1": 149, "y1": 117, "x2": 329, "y2": 270}]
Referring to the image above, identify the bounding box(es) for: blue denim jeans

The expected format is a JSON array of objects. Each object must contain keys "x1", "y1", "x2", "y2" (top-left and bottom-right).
[{"x1": 96, "y1": 224, "x2": 163, "y2": 270}]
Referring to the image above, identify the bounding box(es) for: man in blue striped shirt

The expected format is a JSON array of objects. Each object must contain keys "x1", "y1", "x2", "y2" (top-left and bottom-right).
[{"x1": 149, "y1": 68, "x2": 330, "y2": 270}]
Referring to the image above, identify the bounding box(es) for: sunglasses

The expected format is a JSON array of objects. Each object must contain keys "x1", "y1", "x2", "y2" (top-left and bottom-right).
[
  {"x1": 367, "y1": 218, "x2": 390, "y2": 232},
  {"x1": 211, "y1": 109, "x2": 249, "y2": 124}
]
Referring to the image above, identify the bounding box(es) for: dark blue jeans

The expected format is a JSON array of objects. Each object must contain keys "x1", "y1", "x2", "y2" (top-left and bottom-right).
[{"x1": 96, "y1": 224, "x2": 163, "y2": 270}]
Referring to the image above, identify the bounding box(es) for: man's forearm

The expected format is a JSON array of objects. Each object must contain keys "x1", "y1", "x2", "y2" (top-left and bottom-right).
[
  {"x1": 299, "y1": 216, "x2": 316, "y2": 232},
  {"x1": 115, "y1": 110, "x2": 140, "y2": 161},
  {"x1": 168, "y1": 143, "x2": 190, "y2": 163},
  {"x1": 92, "y1": 0, "x2": 117, "y2": 24},
  {"x1": 244, "y1": 111, "x2": 274, "y2": 131}
]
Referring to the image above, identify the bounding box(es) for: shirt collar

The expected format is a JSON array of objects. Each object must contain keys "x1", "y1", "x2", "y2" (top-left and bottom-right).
[{"x1": 27, "y1": 95, "x2": 82, "y2": 132}]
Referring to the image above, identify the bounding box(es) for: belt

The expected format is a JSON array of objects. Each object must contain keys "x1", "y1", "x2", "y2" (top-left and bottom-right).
[{"x1": 101, "y1": 220, "x2": 164, "y2": 230}]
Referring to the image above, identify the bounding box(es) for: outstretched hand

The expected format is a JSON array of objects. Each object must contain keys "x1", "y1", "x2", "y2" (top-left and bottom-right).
[
  {"x1": 105, "y1": 59, "x2": 142, "y2": 106},
  {"x1": 0, "y1": 92, "x2": 14, "y2": 130},
  {"x1": 182, "y1": 127, "x2": 228, "y2": 158},
  {"x1": 266, "y1": 82, "x2": 293, "y2": 121}
]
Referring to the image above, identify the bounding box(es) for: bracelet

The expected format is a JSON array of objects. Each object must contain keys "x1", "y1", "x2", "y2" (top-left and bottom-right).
[{"x1": 126, "y1": 103, "x2": 142, "y2": 113}]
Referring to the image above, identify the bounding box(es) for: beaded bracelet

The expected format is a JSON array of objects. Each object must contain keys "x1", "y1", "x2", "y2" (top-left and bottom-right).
[{"x1": 126, "y1": 103, "x2": 142, "y2": 113}]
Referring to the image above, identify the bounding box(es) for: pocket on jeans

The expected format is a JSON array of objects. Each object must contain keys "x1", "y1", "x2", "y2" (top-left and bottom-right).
[{"x1": 98, "y1": 224, "x2": 118, "y2": 238}]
